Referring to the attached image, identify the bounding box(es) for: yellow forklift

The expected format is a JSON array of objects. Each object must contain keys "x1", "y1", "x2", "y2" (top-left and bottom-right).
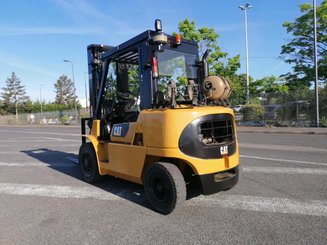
[{"x1": 80, "y1": 20, "x2": 239, "y2": 214}]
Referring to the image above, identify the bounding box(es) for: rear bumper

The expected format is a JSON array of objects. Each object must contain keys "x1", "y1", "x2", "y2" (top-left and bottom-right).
[{"x1": 198, "y1": 166, "x2": 239, "y2": 195}]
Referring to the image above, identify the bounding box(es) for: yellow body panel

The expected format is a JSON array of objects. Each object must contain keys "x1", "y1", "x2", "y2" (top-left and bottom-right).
[
  {"x1": 139, "y1": 106, "x2": 235, "y2": 148},
  {"x1": 85, "y1": 106, "x2": 239, "y2": 184},
  {"x1": 104, "y1": 144, "x2": 146, "y2": 184}
]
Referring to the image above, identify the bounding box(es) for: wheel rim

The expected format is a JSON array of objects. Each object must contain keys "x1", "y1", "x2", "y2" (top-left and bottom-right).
[
  {"x1": 82, "y1": 153, "x2": 92, "y2": 177},
  {"x1": 151, "y1": 176, "x2": 167, "y2": 201}
]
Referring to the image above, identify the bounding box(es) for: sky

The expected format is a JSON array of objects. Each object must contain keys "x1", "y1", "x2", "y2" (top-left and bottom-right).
[{"x1": 0, "y1": 0, "x2": 322, "y2": 104}]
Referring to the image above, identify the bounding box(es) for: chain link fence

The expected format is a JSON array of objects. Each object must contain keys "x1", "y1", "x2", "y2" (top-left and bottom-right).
[
  {"x1": 0, "y1": 109, "x2": 89, "y2": 126},
  {"x1": 1, "y1": 91, "x2": 326, "y2": 127},
  {"x1": 233, "y1": 90, "x2": 327, "y2": 127}
]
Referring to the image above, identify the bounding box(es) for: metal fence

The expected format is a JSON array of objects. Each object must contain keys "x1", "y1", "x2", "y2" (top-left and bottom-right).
[
  {"x1": 233, "y1": 90, "x2": 327, "y2": 127},
  {"x1": 0, "y1": 109, "x2": 89, "y2": 126},
  {"x1": 1, "y1": 90, "x2": 326, "y2": 127}
]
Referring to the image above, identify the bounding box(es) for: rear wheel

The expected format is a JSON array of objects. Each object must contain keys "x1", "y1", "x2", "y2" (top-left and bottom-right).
[
  {"x1": 143, "y1": 162, "x2": 186, "y2": 215},
  {"x1": 79, "y1": 143, "x2": 102, "y2": 183}
]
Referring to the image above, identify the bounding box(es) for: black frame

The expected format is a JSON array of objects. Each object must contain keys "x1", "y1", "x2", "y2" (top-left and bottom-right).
[{"x1": 87, "y1": 30, "x2": 200, "y2": 123}]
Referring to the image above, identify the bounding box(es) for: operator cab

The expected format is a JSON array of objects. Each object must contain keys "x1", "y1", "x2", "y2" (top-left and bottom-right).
[{"x1": 85, "y1": 19, "x2": 230, "y2": 141}]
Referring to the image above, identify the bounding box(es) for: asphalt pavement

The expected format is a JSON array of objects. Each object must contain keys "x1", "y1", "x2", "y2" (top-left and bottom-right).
[{"x1": 0, "y1": 125, "x2": 326, "y2": 245}]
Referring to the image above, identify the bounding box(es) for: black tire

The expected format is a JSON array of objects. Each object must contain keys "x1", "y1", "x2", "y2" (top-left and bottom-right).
[
  {"x1": 143, "y1": 162, "x2": 186, "y2": 215},
  {"x1": 79, "y1": 143, "x2": 102, "y2": 183}
]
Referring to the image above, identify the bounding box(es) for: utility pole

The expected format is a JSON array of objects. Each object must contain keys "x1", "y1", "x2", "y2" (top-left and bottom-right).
[
  {"x1": 239, "y1": 3, "x2": 252, "y2": 104},
  {"x1": 313, "y1": 0, "x2": 319, "y2": 127},
  {"x1": 63, "y1": 59, "x2": 78, "y2": 123},
  {"x1": 40, "y1": 84, "x2": 44, "y2": 124}
]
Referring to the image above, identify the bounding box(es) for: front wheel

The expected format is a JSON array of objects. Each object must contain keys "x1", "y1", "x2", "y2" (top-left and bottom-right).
[
  {"x1": 143, "y1": 162, "x2": 186, "y2": 215},
  {"x1": 79, "y1": 143, "x2": 102, "y2": 183}
]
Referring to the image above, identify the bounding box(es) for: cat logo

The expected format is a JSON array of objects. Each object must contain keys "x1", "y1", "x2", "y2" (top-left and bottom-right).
[
  {"x1": 111, "y1": 123, "x2": 129, "y2": 137},
  {"x1": 113, "y1": 126, "x2": 123, "y2": 136},
  {"x1": 220, "y1": 145, "x2": 228, "y2": 155}
]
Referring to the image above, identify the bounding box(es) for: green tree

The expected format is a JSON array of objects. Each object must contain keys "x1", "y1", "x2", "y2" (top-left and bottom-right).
[
  {"x1": 54, "y1": 75, "x2": 77, "y2": 106},
  {"x1": 0, "y1": 100, "x2": 5, "y2": 115},
  {"x1": 280, "y1": 1, "x2": 327, "y2": 89},
  {"x1": 241, "y1": 104, "x2": 264, "y2": 122},
  {"x1": 178, "y1": 18, "x2": 240, "y2": 78},
  {"x1": 229, "y1": 73, "x2": 254, "y2": 105},
  {"x1": 252, "y1": 76, "x2": 288, "y2": 104},
  {"x1": 1, "y1": 72, "x2": 30, "y2": 121}
]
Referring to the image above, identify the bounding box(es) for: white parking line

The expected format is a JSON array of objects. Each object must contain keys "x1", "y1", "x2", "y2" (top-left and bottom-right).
[
  {"x1": 240, "y1": 155, "x2": 327, "y2": 166},
  {"x1": 0, "y1": 138, "x2": 80, "y2": 143},
  {"x1": 0, "y1": 182, "x2": 326, "y2": 216},
  {"x1": 239, "y1": 143, "x2": 327, "y2": 153},
  {"x1": 0, "y1": 151, "x2": 77, "y2": 154},
  {"x1": 0, "y1": 144, "x2": 78, "y2": 147},
  {"x1": 0, "y1": 183, "x2": 120, "y2": 201},
  {"x1": 242, "y1": 166, "x2": 327, "y2": 175},
  {"x1": 190, "y1": 194, "x2": 327, "y2": 217},
  {"x1": 45, "y1": 137, "x2": 80, "y2": 142},
  {"x1": 0, "y1": 162, "x2": 76, "y2": 167},
  {"x1": 0, "y1": 129, "x2": 80, "y2": 137}
]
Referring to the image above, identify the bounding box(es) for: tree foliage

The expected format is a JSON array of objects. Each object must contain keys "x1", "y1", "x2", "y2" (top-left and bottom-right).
[
  {"x1": 252, "y1": 76, "x2": 288, "y2": 104},
  {"x1": 178, "y1": 18, "x2": 240, "y2": 78},
  {"x1": 1, "y1": 72, "x2": 30, "y2": 115},
  {"x1": 228, "y1": 73, "x2": 253, "y2": 105},
  {"x1": 280, "y1": 0, "x2": 327, "y2": 89},
  {"x1": 240, "y1": 104, "x2": 264, "y2": 121},
  {"x1": 54, "y1": 75, "x2": 77, "y2": 106},
  {"x1": 104, "y1": 63, "x2": 140, "y2": 100}
]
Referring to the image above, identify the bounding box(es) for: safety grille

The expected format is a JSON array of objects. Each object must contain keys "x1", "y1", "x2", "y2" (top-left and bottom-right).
[{"x1": 199, "y1": 120, "x2": 234, "y2": 146}]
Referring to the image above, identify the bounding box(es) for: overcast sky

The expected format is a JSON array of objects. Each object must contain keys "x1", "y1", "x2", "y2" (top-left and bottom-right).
[{"x1": 0, "y1": 0, "x2": 322, "y2": 102}]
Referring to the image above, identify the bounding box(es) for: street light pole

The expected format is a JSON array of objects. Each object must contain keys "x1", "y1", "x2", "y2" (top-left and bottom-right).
[
  {"x1": 239, "y1": 3, "x2": 252, "y2": 104},
  {"x1": 63, "y1": 59, "x2": 78, "y2": 123},
  {"x1": 40, "y1": 84, "x2": 44, "y2": 124},
  {"x1": 313, "y1": 0, "x2": 319, "y2": 127}
]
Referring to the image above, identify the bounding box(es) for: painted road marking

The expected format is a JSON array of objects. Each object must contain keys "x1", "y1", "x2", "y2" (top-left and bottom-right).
[
  {"x1": 0, "y1": 138, "x2": 80, "y2": 143},
  {"x1": 0, "y1": 183, "x2": 120, "y2": 201},
  {"x1": 0, "y1": 150, "x2": 76, "y2": 154},
  {"x1": 239, "y1": 143, "x2": 327, "y2": 153},
  {"x1": 189, "y1": 194, "x2": 327, "y2": 217},
  {"x1": 67, "y1": 157, "x2": 79, "y2": 164},
  {"x1": 240, "y1": 155, "x2": 327, "y2": 166},
  {"x1": 0, "y1": 144, "x2": 78, "y2": 147},
  {"x1": 0, "y1": 162, "x2": 76, "y2": 167},
  {"x1": 0, "y1": 182, "x2": 326, "y2": 217},
  {"x1": 0, "y1": 129, "x2": 79, "y2": 137},
  {"x1": 44, "y1": 137, "x2": 80, "y2": 142},
  {"x1": 242, "y1": 166, "x2": 327, "y2": 175}
]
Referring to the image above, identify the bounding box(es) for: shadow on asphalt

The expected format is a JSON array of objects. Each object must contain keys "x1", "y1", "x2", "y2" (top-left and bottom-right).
[{"x1": 21, "y1": 148, "x2": 202, "y2": 213}]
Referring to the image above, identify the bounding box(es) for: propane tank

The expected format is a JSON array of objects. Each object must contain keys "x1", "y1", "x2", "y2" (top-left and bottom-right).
[{"x1": 202, "y1": 75, "x2": 231, "y2": 100}]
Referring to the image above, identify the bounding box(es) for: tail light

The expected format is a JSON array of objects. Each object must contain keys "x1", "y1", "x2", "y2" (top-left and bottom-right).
[{"x1": 151, "y1": 57, "x2": 159, "y2": 78}]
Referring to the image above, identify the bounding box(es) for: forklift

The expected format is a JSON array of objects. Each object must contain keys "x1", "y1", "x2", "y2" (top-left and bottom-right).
[{"x1": 79, "y1": 20, "x2": 239, "y2": 214}]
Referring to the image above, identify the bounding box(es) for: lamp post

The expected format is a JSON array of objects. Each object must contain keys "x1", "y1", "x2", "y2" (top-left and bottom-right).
[
  {"x1": 63, "y1": 59, "x2": 78, "y2": 123},
  {"x1": 313, "y1": 0, "x2": 319, "y2": 127},
  {"x1": 239, "y1": 3, "x2": 252, "y2": 104},
  {"x1": 40, "y1": 84, "x2": 44, "y2": 124}
]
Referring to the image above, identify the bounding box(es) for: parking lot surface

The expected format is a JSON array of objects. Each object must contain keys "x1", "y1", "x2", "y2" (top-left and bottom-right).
[{"x1": 0, "y1": 126, "x2": 326, "y2": 244}]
